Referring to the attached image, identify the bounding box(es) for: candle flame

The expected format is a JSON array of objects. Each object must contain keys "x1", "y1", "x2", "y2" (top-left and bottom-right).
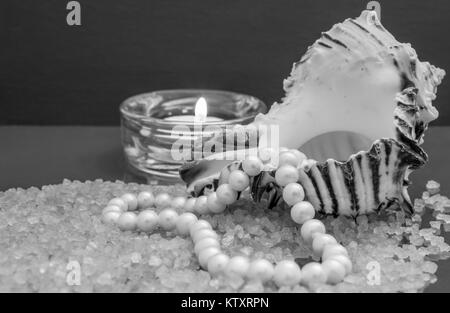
[{"x1": 194, "y1": 97, "x2": 207, "y2": 123}]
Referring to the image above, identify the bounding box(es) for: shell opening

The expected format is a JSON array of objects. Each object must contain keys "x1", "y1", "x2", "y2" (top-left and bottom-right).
[{"x1": 299, "y1": 131, "x2": 373, "y2": 163}]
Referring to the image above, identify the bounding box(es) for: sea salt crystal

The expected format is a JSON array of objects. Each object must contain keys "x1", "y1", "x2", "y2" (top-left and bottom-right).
[
  {"x1": 419, "y1": 228, "x2": 436, "y2": 238},
  {"x1": 1, "y1": 179, "x2": 449, "y2": 293},
  {"x1": 13, "y1": 272, "x2": 27, "y2": 285},
  {"x1": 409, "y1": 234, "x2": 424, "y2": 246},
  {"x1": 222, "y1": 233, "x2": 235, "y2": 247},
  {"x1": 436, "y1": 214, "x2": 450, "y2": 223},
  {"x1": 239, "y1": 246, "x2": 253, "y2": 256},
  {"x1": 27, "y1": 216, "x2": 39, "y2": 225},
  {"x1": 426, "y1": 181, "x2": 440, "y2": 196},
  {"x1": 96, "y1": 272, "x2": 113, "y2": 285},
  {"x1": 422, "y1": 261, "x2": 438, "y2": 274},
  {"x1": 260, "y1": 217, "x2": 276, "y2": 232},
  {"x1": 225, "y1": 273, "x2": 245, "y2": 290},
  {"x1": 280, "y1": 227, "x2": 293, "y2": 241},
  {"x1": 148, "y1": 256, "x2": 162, "y2": 267},
  {"x1": 234, "y1": 225, "x2": 245, "y2": 239},
  {"x1": 247, "y1": 224, "x2": 263, "y2": 236},
  {"x1": 430, "y1": 221, "x2": 442, "y2": 230},
  {"x1": 241, "y1": 280, "x2": 264, "y2": 293},
  {"x1": 444, "y1": 223, "x2": 450, "y2": 233},
  {"x1": 395, "y1": 211, "x2": 406, "y2": 224},
  {"x1": 270, "y1": 232, "x2": 282, "y2": 244},
  {"x1": 442, "y1": 200, "x2": 450, "y2": 214},
  {"x1": 130, "y1": 252, "x2": 142, "y2": 264},
  {"x1": 86, "y1": 241, "x2": 98, "y2": 251},
  {"x1": 356, "y1": 215, "x2": 369, "y2": 232},
  {"x1": 414, "y1": 199, "x2": 425, "y2": 214}
]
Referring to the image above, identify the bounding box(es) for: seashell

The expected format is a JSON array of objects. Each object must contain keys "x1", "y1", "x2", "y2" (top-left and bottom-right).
[
  {"x1": 250, "y1": 139, "x2": 426, "y2": 216},
  {"x1": 179, "y1": 10, "x2": 445, "y2": 216}
]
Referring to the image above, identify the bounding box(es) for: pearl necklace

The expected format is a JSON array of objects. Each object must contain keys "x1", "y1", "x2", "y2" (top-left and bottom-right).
[{"x1": 101, "y1": 149, "x2": 352, "y2": 287}]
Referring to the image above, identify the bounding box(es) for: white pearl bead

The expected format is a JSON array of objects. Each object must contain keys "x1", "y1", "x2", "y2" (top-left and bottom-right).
[
  {"x1": 275, "y1": 165, "x2": 299, "y2": 186},
  {"x1": 322, "y1": 259, "x2": 346, "y2": 284},
  {"x1": 117, "y1": 212, "x2": 138, "y2": 231},
  {"x1": 247, "y1": 259, "x2": 275, "y2": 283},
  {"x1": 322, "y1": 244, "x2": 349, "y2": 260},
  {"x1": 283, "y1": 183, "x2": 305, "y2": 206},
  {"x1": 102, "y1": 205, "x2": 122, "y2": 215},
  {"x1": 300, "y1": 219, "x2": 326, "y2": 243},
  {"x1": 225, "y1": 256, "x2": 250, "y2": 277},
  {"x1": 242, "y1": 156, "x2": 263, "y2": 176},
  {"x1": 291, "y1": 201, "x2": 315, "y2": 224},
  {"x1": 312, "y1": 234, "x2": 338, "y2": 256},
  {"x1": 228, "y1": 170, "x2": 250, "y2": 191},
  {"x1": 300, "y1": 262, "x2": 327, "y2": 286},
  {"x1": 207, "y1": 253, "x2": 230, "y2": 276},
  {"x1": 194, "y1": 237, "x2": 220, "y2": 255},
  {"x1": 273, "y1": 260, "x2": 302, "y2": 287},
  {"x1": 327, "y1": 255, "x2": 352, "y2": 275},
  {"x1": 158, "y1": 209, "x2": 179, "y2": 231},
  {"x1": 216, "y1": 184, "x2": 238, "y2": 205},
  {"x1": 198, "y1": 247, "x2": 221, "y2": 269},
  {"x1": 136, "y1": 210, "x2": 159, "y2": 232},
  {"x1": 184, "y1": 198, "x2": 197, "y2": 213},
  {"x1": 137, "y1": 191, "x2": 154, "y2": 209},
  {"x1": 207, "y1": 192, "x2": 226, "y2": 214},
  {"x1": 171, "y1": 196, "x2": 187, "y2": 210},
  {"x1": 121, "y1": 193, "x2": 138, "y2": 211},
  {"x1": 290, "y1": 150, "x2": 306, "y2": 164},
  {"x1": 192, "y1": 228, "x2": 219, "y2": 243},
  {"x1": 189, "y1": 220, "x2": 212, "y2": 237},
  {"x1": 175, "y1": 212, "x2": 198, "y2": 236},
  {"x1": 108, "y1": 197, "x2": 128, "y2": 211},
  {"x1": 279, "y1": 151, "x2": 300, "y2": 167},
  {"x1": 194, "y1": 196, "x2": 209, "y2": 215},
  {"x1": 154, "y1": 193, "x2": 172, "y2": 209},
  {"x1": 102, "y1": 210, "x2": 121, "y2": 225}
]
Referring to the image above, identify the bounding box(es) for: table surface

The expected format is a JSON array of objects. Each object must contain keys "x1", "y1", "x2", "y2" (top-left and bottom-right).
[{"x1": 1, "y1": 125, "x2": 450, "y2": 292}]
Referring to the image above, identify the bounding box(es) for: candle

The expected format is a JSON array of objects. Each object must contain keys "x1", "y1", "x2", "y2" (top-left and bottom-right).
[
  {"x1": 164, "y1": 97, "x2": 224, "y2": 122},
  {"x1": 120, "y1": 89, "x2": 267, "y2": 184}
]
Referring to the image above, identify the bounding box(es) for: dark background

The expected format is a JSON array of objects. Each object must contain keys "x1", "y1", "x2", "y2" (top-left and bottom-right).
[{"x1": 1, "y1": 0, "x2": 449, "y2": 125}]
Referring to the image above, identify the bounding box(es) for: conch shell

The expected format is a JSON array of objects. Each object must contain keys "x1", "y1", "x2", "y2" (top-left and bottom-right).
[{"x1": 180, "y1": 10, "x2": 445, "y2": 216}]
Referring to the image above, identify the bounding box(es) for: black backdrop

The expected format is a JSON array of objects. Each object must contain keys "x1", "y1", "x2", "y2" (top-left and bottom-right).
[{"x1": 1, "y1": 0, "x2": 449, "y2": 125}]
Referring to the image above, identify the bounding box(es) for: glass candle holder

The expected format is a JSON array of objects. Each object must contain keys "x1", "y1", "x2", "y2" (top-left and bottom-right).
[{"x1": 120, "y1": 89, "x2": 267, "y2": 184}]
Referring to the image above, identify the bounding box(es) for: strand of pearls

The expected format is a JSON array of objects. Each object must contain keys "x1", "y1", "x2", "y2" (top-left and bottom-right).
[{"x1": 101, "y1": 149, "x2": 352, "y2": 287}]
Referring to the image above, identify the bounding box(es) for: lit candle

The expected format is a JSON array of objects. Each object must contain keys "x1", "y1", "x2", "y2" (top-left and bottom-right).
[
  {"x1": 164, "y1": 97, "x2": 224, "y2": 122},
  {"x1": 194, "y1": 97, "x2": 207, "y2": 123},
  {"x1": 120, "y1": 89, "x2": 267, "y2": 183}
]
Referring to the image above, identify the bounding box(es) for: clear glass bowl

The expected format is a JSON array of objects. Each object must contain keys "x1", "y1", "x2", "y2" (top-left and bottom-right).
[{"x1": 120, "y1": 89, "x2": 267, "y2": 184}]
